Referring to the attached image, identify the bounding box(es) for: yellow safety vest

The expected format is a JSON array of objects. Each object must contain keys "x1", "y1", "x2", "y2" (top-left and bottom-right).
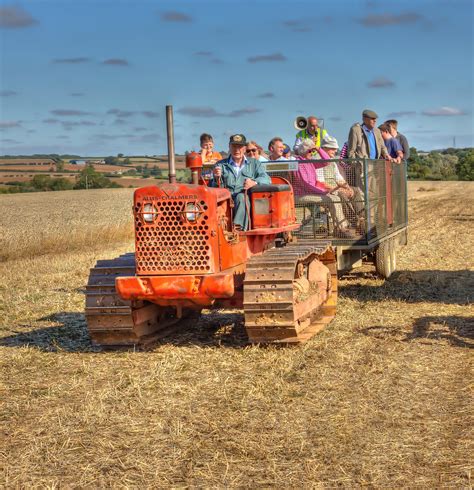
[{"x1": 296, "y1": 128, "x2": 328, "y2": 147}]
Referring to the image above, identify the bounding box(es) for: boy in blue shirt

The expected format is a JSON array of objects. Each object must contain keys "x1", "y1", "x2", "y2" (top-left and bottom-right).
[{"x1": 379, "y1": 123, "x2": 404, "y2": 163}]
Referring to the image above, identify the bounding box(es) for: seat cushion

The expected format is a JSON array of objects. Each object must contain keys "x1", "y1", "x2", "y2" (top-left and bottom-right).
[{"x1": 248, "y1": 184, "x2": 291, "y2": 194}]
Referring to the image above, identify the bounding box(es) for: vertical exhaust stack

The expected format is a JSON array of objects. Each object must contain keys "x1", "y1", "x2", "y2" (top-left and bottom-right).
[{"x1": 166, "y1": 105, "x2": 176, "y2": 184}]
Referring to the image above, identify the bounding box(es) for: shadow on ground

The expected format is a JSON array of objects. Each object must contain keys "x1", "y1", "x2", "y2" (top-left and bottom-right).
[
  {"x1": 361, "y1": 315, "x2": 474, "y2": 348},
  {"x1": 0, "y1": 312, "x2": 96, "y2": 352},
  {"x1": 2, "y1": 269, "x2": 472, "y2": 352},
  {"x1": 0, "y1": 310, "x2": 249, "y2": 352},
  {"x1": 340, "y1": 269, "x2": 474, "y2": 305},
  {"x1": 156, "y1": 310, "x2": 249, "y2": 349}
]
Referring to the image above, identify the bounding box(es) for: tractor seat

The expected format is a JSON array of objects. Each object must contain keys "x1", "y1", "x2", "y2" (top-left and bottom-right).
[{"x1": 248, "y1": 184, "x2": 291, "y2": 194}]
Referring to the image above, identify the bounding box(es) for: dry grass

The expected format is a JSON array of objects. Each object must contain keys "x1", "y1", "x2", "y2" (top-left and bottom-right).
[
  {"x1": 110, "y1": 177, "x2": 162, "y2": 188},
  {"x1": 0, "y1": 181, "x2": 473, "y2": 487},
  {"x1": 0, "y1": 188, "x2": 135, "y2": 262}
]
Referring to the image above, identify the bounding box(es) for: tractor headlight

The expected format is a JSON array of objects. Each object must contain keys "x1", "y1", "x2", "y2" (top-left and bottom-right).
[
  {"x1": 185, "y1": 202, "x2": 200, "y2": 222},
  {"x1": 143, "y1": 203, "x2": 156, "y2": 223}
]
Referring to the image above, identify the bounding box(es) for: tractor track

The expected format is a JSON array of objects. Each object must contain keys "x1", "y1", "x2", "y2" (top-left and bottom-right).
[
  {"x1": 243, "y1": 241, "x2": 338, "y2": 344},
  {"x1": 85, "y1": 241, "x2": 338, "y2": 346},
  {"x1": 85, "y1": 253, "x2": 186, "y2": 347}
]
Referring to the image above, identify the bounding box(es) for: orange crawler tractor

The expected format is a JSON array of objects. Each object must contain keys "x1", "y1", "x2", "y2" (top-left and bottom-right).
[{"x1": 85, "y1": 107, "x2": 337, "y2": 346}]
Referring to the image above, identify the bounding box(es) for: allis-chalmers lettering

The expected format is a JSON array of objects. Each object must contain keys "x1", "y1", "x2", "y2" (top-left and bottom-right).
[{"x1": 143, "y1": 195, "x2": 198, "y2": 201}]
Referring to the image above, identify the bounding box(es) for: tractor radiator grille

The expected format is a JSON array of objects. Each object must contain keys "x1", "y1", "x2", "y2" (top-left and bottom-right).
[{"x1": 134, "y1": 199, "x2": 211, "y2": 274}]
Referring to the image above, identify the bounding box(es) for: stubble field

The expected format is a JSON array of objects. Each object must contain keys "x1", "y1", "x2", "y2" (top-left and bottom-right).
[{"x1": 0, "y1": 181, "x2": 473, "y2": 487}]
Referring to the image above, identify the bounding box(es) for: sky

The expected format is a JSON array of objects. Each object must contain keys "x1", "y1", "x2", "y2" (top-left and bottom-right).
[{"x1": 0, "y1": 0, "x2": 473, "y2": 156}]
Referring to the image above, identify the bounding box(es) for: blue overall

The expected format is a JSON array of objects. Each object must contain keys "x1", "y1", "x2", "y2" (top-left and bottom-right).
[{"x1": 210, "y1": 156, "x2": 271, "y2": 230}]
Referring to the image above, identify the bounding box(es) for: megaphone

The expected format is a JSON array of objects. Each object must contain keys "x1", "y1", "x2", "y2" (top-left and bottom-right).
[{"x1": 294, "y1": 116, "x2": 307, "y2": 131}]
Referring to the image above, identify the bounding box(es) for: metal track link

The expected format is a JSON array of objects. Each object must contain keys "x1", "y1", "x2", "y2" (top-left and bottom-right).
[
  {"x1": 85, "y1": 253, "x2": 184, "y2": 347},
  {"x1": 243, "y1": 241, "x2": 337, "y2": 344}
]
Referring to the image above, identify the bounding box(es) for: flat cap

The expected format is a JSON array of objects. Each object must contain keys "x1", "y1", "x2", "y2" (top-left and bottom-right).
[
  {"x1": 229, "y1": 134, "x2": 247, "y2": 146},
  {"x1": 362, "y1": 109, "x2": 378, "y2": 119}
]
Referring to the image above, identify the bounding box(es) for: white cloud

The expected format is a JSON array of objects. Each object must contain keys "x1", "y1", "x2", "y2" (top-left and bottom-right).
[{"x1": 422, "y1": 106, "x2": 467, "y2": 116}]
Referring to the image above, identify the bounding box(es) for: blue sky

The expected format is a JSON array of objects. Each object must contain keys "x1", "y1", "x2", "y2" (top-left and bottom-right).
[{"x1": 0, "y1": 0, "x2": 472, "y2": 156}]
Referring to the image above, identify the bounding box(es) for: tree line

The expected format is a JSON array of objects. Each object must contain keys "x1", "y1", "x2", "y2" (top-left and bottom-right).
[
  {"x1": 407, "y1": 147, "x2": 473, "y2": 181},
  {"x1": 0, "y1": 165, "x2": 122, "y2": 194}
]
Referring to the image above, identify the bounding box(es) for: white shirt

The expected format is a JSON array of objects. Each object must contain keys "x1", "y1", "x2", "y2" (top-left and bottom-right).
[
  {"x1": 263, "y1": 156, "x2": 288, "y2": 162},
  {"x1": 314, "y1": 162, "x2": 345, "y2": 185},
  {"x1": 229, "y1": 156, "x2": 247, "y2": 175}
]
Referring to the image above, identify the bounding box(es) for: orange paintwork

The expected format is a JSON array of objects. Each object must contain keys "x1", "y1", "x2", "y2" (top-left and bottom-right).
[
  {"x1": 185, "y1": 151, "x2": 203, "y2": 169},
  {"x1": 116, "y1": 273, "x2": 234, "y2": 307},
  {"x1": 251, "y1": 176, "x2": 296, "y2": 229},
  {"x1": 116, "y1": 178, "x2": 299, "y2": 307}
]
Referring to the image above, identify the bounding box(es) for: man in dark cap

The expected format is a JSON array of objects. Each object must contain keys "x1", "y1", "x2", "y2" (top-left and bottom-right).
[
  {"x1": 347, "y1": 109, "x2": 389, "y2": 161},
  {"x1": 211, "y1": 134, "x2": 271, "y2": 230},
  {"x1": 346, "y1": 109, "x2": 390, "y2": 188}
]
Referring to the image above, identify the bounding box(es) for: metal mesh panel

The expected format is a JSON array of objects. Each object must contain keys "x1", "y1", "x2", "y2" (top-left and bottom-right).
[
  {"x1": 391, "y1": 162, "x2": 407, "y2": 229},
  {"x1": 267, "y1": 159, "x2": 407, "y2": 243},
  {"x1": 134, "y1": 199, "x2": 212, "y2": 274},
  {"x1": 365, "y1": 159, "x2": 388, "y2": 239}
]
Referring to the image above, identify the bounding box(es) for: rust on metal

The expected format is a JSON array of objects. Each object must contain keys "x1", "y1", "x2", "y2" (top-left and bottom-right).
[
  {"x1": 85, "y1": 253, "x2": 199, "y2": 347},
  {"x1": 243, "y1": 243, "x2": 337, "y2": 344}
]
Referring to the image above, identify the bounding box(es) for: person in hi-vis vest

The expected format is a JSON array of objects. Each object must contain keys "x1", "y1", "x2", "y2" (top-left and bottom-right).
[{"x1": 293, "y1": 116, "x2": 328, "y2": 151}]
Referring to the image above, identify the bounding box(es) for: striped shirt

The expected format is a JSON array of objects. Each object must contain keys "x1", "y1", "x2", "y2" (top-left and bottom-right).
[{"x1": 339, "y1": 142, "x2": 348, "y2": 160}]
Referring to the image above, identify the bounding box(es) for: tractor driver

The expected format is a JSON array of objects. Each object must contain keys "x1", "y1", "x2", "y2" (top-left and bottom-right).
[{"x1": 211, "y1": 134, "x2": 271, "y2": 231}]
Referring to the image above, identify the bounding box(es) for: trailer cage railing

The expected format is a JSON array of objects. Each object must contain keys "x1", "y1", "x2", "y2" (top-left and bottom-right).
[{"x1": 266, "y1": 158, "x2": 408, "y2": 244}]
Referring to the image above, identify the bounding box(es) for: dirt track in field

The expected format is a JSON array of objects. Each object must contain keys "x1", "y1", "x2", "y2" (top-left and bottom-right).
[{"x1": 0, "y1": 181, "x2": 473, "y2": 487}]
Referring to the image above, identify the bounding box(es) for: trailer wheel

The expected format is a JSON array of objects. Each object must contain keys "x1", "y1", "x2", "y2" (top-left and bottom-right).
[
  {"x1": 375, "y1": 240, "x2": 392, "y2": 279},
  {"x1": 389, "y1": 238, "x2": 397, "y2": 274}
]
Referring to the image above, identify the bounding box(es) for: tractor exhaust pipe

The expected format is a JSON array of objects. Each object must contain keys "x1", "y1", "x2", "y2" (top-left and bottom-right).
[{"x1": 166, "y1": 105, "x2": 176, "y2": 184}]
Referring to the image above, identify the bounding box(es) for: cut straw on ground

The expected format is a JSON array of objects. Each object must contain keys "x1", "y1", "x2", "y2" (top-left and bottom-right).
[{"x1": 1, "y1": 181, "x2": 473, "y2": 487}]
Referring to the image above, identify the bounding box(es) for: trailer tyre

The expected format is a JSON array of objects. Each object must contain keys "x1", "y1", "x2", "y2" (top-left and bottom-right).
[
  {"x1": 375, "y1": 240, "x2": 392, "y2": 279},
  {"x1": 389, "y1": 238, "x2": 397, "y2": 274}
]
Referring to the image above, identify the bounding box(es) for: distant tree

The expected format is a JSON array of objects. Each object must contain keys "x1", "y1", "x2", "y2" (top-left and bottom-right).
[
  {"x1": 407, "y1": 147, "x2": 420, "y2": 165},
  {"x1": 117, "y1": 153, "x2": 124, "y2": 158},
  {"x1": 104, "y1": 156, "x2": 119, "y2": 165},
  {"x1": 123, "y1": 168, "x2": 137, "y2": 176},
  {"x1": 123, "y1": 157, "x2": 131, "y2": 165},
  {"x1": 31, "y1": 175, "x2": 54, "y2": 191},
  {"x1": 439, "y1": 154, "x2": 458, "y2": 179},
  {"x1": 407, "y1": 163, "x2": 430, "y2": 180},
  {"x1": 29, "y1": 175, "x2": 73, "y2": 191},
  {"x1": 456, "y1": 151, "x2": 474, "y2": 181},
  {"x1": 140, "y1": 163, "x2": 151, "y2": 178},
  {"x1": 407, "y1": 147, "x2": 431, "y2": 179},
  {"x1": 176, "y1": 169, "x2": 190, "y2": 183},
  {"x1": 75, "y1": 164, "x2": 116, "y2": 189},
  {"x1": 56, "y1": 160, "x2": 65, "y2": 171},
  {"x1": 50, "y1": 178, "x2": 74, "y2": 191},
  {"x1": 443, "y1": 147, "x2": 457, "y2": 155},
  {"x1": 150, "y1": 167, "x2": 162, "y2": 177}
]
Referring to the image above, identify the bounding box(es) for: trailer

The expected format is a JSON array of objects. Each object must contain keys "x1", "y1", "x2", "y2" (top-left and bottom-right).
[{"x1": 266, "y1": 157, "x2": 408, "y2": 278}]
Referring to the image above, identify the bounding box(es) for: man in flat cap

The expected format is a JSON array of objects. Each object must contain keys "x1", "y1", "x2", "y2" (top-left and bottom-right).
[
  {"x1": 346, "y1": 109, "x2": 389, "y2": 187},
  {"x1": 347, "y1": 109, "x2": 389, "y2": 161},
  {"x1": 211, "y1": 134, "x2": 271, "y2": 230}
]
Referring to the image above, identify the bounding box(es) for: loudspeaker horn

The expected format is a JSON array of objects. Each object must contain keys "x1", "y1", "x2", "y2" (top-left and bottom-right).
[{"x1": 294, "y1": 116, "x2": 307, "y2": 131}]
